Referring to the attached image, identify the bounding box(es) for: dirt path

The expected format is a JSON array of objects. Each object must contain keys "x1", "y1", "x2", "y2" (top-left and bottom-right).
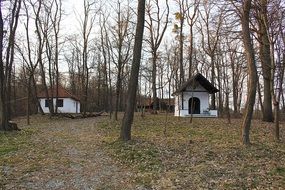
[{"x1": 3, "y1": 117, "x2": 136, "y2": 190}]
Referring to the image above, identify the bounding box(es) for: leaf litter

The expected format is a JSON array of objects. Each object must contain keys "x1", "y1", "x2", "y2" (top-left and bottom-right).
[{"x1": 0, "y1": 114, "x2": 284, "y2": 189}]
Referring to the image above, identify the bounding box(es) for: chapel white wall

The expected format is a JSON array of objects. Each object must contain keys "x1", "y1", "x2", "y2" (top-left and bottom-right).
[{"x1": 174, "y1": 84, "x2": 210, "y2": 117}]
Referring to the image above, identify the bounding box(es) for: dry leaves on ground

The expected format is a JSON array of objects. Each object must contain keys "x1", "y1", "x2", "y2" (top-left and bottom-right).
[{"x1": 0, "y1": 113, "x2": 284, "y2": 189}]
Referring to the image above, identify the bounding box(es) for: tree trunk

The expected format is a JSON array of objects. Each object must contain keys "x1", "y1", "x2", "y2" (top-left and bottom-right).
[
  {"x1": 240, "y1": 0, "x2": 258, "y2": 145},
  {"x1": 216, "y1": 59, "x2": 223, "y2": 114},
  {"x1": 210, "y1": 55, "x2": 216, "y2": 110},
  {"x1": 258, "y1": 0, "x2": 273, "y2": 122},
  {"x1": 114, "y1": 66, "x2": 122, "y2": 120},
  {"x1": 120, "y1": 0, "x2": 145, "y2": 141},
  {"x1": 179, "y1": 17, "x2": 184, "y2": 85},
  {"x1": 273, "y1": 101, "x2": 280, "y2": 141},
  {"x1": 226, "y1": 91, "x2": 231, "y2": 124},
  {"x1": 0, "y1": 0, "x2": 22, "y2": 130},
  {"x1": 152, "y1": 52, "x2": 157, "y2": 113},
  {"x1": 0, "y1": 0, "x2": 6, "y2": 130},
  {"x1": 257, "y1": 76, "x2": 264, "y2": 114}
]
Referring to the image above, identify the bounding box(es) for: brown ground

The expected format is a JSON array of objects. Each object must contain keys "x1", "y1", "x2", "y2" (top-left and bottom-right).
[
  {"x1": 1, "y1": 116, "x2": 137, "y2": 190},
  {"x1": 1, "y1": 114, "x2": 285, "y2": 189}
]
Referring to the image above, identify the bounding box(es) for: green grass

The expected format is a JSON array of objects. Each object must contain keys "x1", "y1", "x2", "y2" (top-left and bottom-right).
[
  {"x1": 275, "y1": 167, "x2": 285, "y2": 176},
  {"x1": 0, "y1": 128, "x2": 35, "y2": 156},
  {"x1": 108, "y1": 140, "x2": 161, "y2": 172},
  {"x1": 0, "y1": 146, "x2": 18, "y2": 156}
]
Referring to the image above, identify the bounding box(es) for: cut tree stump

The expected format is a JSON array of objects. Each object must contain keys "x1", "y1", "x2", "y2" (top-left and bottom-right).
[{"x1": 8, "y1": 121, "x2": 21, "y2": 131}]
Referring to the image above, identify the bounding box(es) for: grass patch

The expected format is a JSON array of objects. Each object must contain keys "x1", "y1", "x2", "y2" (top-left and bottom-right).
[
  {"x1": 0, "y1": 146, "x2": 18, "y2": 156},
  {"x1": 107, "y1": 140, "x2": 162, "y2": 172},
  {"x1": 98, "y1": 114, "x2": 285, "y2": 189},
  {"x1": 105, "y1": 139, "x2": 162, "y2": 187},
  {"x1": 0, "y1": 128, "x2": 36, "y2": 156},
  {"x1": 272, "y1": 167, "x2": 285, "y2": 177}
]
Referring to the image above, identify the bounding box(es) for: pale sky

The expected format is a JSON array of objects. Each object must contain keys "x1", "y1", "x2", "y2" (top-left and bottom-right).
[{"x1": 61, "y1": 0, "x2": 84, "y2": 35}]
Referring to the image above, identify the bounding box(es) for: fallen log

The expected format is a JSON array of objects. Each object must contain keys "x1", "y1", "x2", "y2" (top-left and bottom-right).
[
  {"x1": 60, "y1": 111, "x2": 105, "y2": 119},
  {"x1": 61, "y1": 113, "x2": 75, "y2": 119},
  {"x1": 83, "y1": 111, "x2": 104, "y2": 118}
]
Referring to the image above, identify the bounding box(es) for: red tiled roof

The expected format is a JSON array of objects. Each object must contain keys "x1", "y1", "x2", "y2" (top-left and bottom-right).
[{"x1": 37, "y1": 85, "x2": 80, "y2": 101}]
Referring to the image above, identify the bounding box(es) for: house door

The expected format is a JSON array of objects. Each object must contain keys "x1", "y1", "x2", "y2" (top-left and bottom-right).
[{"x1": 189, "y1": 97, "x2": 200, "y2": 114}]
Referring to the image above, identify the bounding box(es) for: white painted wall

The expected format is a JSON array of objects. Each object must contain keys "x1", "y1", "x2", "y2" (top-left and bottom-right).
[
  {"x1": 209, "y1": 110, "x2": 218, "y2": 117},
  {"x1": 39, "y1": 98, "x2": 80, "y2": 113},
  {"x1": 174, "y1": 85, "x2": 212, "y2": 117}
]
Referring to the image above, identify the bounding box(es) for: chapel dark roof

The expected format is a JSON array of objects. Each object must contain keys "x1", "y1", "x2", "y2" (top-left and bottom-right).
[{"x1": 173, "y1": 73, "x2": 219, "y2": 95}]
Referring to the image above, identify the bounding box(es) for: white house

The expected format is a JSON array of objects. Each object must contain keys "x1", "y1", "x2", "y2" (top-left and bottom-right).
[
  {"x1": 173, "y1": 73, "x2": 219, "y2": 117},
  {"x1": 37, "y1": 86, "x2": 80, "y2": 114}
]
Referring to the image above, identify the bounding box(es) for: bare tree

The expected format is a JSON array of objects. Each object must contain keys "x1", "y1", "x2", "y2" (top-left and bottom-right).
[
  {"x1": 31, "y1": 0, "x2": 53, "y2": 114},
  {"x1": 185, "y1": 0, "x2": 199, "y2": 78},
  {"x1": 254, "y1": 0, "x2": 274, "y2": 122},
  {"x1": 173, "y1": 0, "x2": 189, "y2": 85},
  {"x1": 32, "y1": 0, "x2": 58, "y2": 115},
  {"x1": 145, "y1": 0, "x2": 169, "y2": 114},
  {"x1": 226, "y1": 38, "x2": 246, "y2": 115},
  {"x1": 120, "y1": 0, "x2": 145, "y2": 141},
  {"x1": 0, "y1": 0, "x2": 22, "y2": 130},
  {"x1": 77, "y1": 0, "x2": 96, "y2": 116},
  {"x1": 198, "y1": 1, "x2": 224, "y2": 110},
  {"x1": 109, "y1": 1, "x2": 134, "y2": 120},
  {"x1": 99, "y1": 13, "x2": 111, "y2": 113},
  {"x1": 272, "y1": 34, "x2": 284, "y2": 141},
  {"x1": 266, "y1": 0, "x2": 285, "y2": 140},
  {"x1": 99, "y1": 12, "x2": 114, "y2": 118},
  {"x1": 16, "y1": 0, "x2": 43, "y2": 124},
  {"x1": 50, "y1": 0, "x2": 62, "y2": 114},
  {"x1": 239, "y1": 0, "x2": 258, "y2": 145}
]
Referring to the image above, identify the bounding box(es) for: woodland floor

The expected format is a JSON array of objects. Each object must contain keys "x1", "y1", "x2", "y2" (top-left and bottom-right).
[{"x1": 0, "y1": 113, "x2": 285, "y2": 189}]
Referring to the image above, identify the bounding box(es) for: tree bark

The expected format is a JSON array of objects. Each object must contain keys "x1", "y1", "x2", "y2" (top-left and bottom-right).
[
  {"x1": 0, "y1": 0, "x2": 6, "y2": 130},
  {"x1": 210, "y1": 56, "x2": 216, "y2": 110},
  {"x1": 273, "y1": 101, "x2": 280, "y2": 141},
  {"x1": 0, "y1": 0, "x2": 22, "y2": 130},
  {"x1": 120, "y1": 0, "x2": 145, "y2": 141},
  {"x1": 240, "y1": 0, "x2": 258, "y2": 145},
  {"x1": 152, "y1": 54, "x2": 158, "y2": 113},
  {"x1": 258, "y1": 0, "x2": 273, "y2": 122}
]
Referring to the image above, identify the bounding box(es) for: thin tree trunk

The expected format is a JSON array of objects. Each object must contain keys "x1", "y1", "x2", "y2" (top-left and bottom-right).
[
  {"x1": 152, "y1": 53, "x2": 157, "y2": 113},
  {"x1": 240, "y1": 0, "x2": 258, "y2": 145},
  {"x1": 114, "y1": 67, "x2": 122, "y2": 120},
  {"x1": 179, "y1": 17, "x2": 184, "y2": 85},
  {"x1": 0, "y1": 0, "x2": 22, "y2": 130},
  {"x1": 120, "y1": 0, "x2": 145, "y2": 141},
  {"x1": 0, "y1": 0, "x2": 6, "y2": 130},
  {"x1": 27, "y1": 75, "x2": 31, "y2": 125},
  {"x1": 258, "y1": 0, "x2": 273, "y2": 122},
  {"x1": 257, "y1": 75, "x2": 264, "y2": 114},
  {"x1": 32, "y1": 75, "x2": 44, "y2": 115},
  {"x1": 273, "y1": 101, "x2": 280, "y2": 141},
  {"x1": 226, "y1": 91, "x2": 231, "y2": 124},
  {"x1": 210, "y1": 55, "x2": 216, "y2": 110}
]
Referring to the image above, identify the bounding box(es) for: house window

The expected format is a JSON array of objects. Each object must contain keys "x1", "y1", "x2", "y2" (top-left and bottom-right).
[
  {"x1": 45, "y1": 99, "x2": 52, "y2": 107},
  {"x1": 57, "y1": 99, "x2": 63, "y2": 107}
]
